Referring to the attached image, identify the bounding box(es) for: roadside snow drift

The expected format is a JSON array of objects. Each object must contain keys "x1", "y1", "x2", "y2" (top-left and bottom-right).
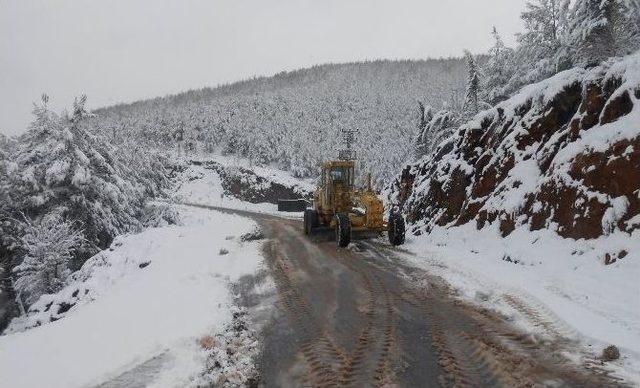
[
  {"x1": 0, "y1": 206, "x2": 264, "y2": 388},
  {"x1": 398, "y1": 224, "x2": 640, "y2": 382}
]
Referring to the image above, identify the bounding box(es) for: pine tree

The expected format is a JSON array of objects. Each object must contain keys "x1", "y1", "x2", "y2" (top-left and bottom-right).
[
  {"x1": 414, "y1": 101, "x2": 434, "y2": 158},
  {"x1": 0, "y1": 133, "x2": 11, "y2": 242},
  {"x1": 483, "y1": 27, "x2": 516, "y2": 104},
  {"x1": 519, "y1": 0, "x2": 568, "y2": 53},
  {"x1": 0, "y1": 134, "x2": 13, "y2": 293},
  {"x1": 483, "y1": 0, "x2": 640, "y2": 103},
  {"x1": 519, "y1": 0, "x2": 572, "y2": 68},
  {"x1": 570, "y1": 0, "x2": 616, "y2": 66},
  {"x1": 463, "y1": 50, "x2": 481, "y2": 119},
  {"x1": 415, "y1": 109, "x2": 460, "y2": 159},
  {"x1": 0, "y1": 134, "x2": 7, "y2": 192},
  {"x1": 614, "y1": 0, "x2": 640, "y2": 55},
  {"x1": 8, "y1": 96, "x2": 146, "y2": 265},
  {"x1": 0, "y1": 133, "x2": 6, "y2": 152},
  {"x1": 13, "y1": 213, "x2": 84, "y2": 306},
  {"x1": 417, "y1": 101, "x2": 433, "y2": 132}
]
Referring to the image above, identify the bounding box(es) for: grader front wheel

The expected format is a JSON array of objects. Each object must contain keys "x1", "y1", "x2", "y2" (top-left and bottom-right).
[{"x1": 335, "y1": 213, "x2": 351, "y2": 248}]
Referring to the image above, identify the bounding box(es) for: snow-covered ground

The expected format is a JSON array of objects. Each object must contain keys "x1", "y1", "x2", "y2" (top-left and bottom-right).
[
  {"x1": 173, "y1": 155, "x2": 313, "y2": 216},
  {"x1": 175, "y1": 163, "x2": 276, "y2": 213},
  {"x1": 200, "y1": 153, "x2": 316, "y2": 195},
  {"x1": 0, "y1": 205, "x2": 266, "y2": 388},
  {"x1": 400, "y1": 222, "x2": 640, "y2": 383}
]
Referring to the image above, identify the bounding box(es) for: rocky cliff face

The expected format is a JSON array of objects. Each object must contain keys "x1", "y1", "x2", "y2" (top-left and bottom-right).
[{"x1": 387, "y1": 53, "x2": 640, "y2": 240}]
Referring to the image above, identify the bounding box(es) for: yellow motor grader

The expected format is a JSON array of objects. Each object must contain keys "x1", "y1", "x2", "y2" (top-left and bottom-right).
[{"x1": 303, "y1": 158, "x2": 405, "y2": 248}]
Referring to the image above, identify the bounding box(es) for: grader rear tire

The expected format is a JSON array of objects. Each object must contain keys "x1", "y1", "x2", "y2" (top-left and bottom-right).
[
  {"x1": 388, "y1": 213, "x2": 405, "y2": 246},
  {"x1": 335, "y1": 213, "x2": 351, "y2": 248}
]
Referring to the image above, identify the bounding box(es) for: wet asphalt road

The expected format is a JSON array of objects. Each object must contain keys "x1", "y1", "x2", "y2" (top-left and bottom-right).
[{"x1": 183, "y1": 203, "x2": 627, "y2": 388}]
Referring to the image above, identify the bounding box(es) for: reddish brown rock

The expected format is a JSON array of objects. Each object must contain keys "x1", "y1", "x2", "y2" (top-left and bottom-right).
[{"x1": 390, "y1": 64, "x2": 639, "y2": 240}]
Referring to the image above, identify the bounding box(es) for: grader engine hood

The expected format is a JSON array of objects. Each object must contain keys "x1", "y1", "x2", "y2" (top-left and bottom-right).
[{"x1": 353, "y1": 191, "x2": 385, "y2": 229}]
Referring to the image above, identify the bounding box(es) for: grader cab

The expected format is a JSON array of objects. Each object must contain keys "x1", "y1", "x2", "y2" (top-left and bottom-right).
[{"x1": 303, "y1": 159, "x2": 405, "y2": 248}]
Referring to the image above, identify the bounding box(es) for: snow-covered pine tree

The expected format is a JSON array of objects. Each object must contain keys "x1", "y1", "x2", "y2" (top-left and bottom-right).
[
  {"x1": 490, "y1": 1, "x2": 572, "y2": 101},
  {"x1": 519, "y1": 0, "x2": 569, "y2": 55},
  {"x1": 417, "y1": 101, "x2": 433, "y2": 132},
  {"x1": 8, "y1": 96, "x2": 145, "y2": 267},
  {"x1": 483, "y1": 27, "x2": 517, "y2": 105},
  {"x1": 570, "y1": 0, "x2": 616, "y2": 67},
  {"x1": 420, "y1": 110, "x2": 460, "y2": 158},
  {"x1": 12, "y1": 213, "x2": 84, "y2": 306},
  {"x1": 0, "y1": 133, "x2": 12, "y2": 250},
  {"x1": 0, "y1": 135, "x2": 14, "y2": 323},
  {"x1": 0, "y1": 133, "x2": 7, "y2": 198},
  {"x1": 463, "y1": 50, "x2": 481, "y2": 119},
  {"x1": 519, "y1": 0, "x2": 572, "y2": 71},
  {"x1": 614, "y1": 0, "x2": 640, "y2": 55},
  {"x1": 95, "y1": 108, "x2": 170, "y2": 198},
  {"x1": 0, "y1": 133, "x2": 6, "y2": 152},
  {"x1": 414, "y1": 101, "x2": 434, "y2": 158}
]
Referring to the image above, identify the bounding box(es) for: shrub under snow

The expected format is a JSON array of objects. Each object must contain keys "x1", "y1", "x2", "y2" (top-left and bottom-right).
[{"x1": 13, "y1": 213, "x2": 84, "y2": 306}]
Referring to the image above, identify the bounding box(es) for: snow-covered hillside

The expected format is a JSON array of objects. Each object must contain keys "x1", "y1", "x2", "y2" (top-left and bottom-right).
[
  {"x1": 386, "y1": 52, "x2": 640, "y2": 382},
  {"x1": 89, "y1": 58, "x2": 468, "y2": 187},
  {"x1": 0, "y1": 205, "x2": 268, "y2": 388}
]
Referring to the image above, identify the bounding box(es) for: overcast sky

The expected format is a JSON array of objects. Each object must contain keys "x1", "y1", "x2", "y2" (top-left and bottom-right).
[{"x1": 0, "y1": 0, "x2": 527, "y2": 136}]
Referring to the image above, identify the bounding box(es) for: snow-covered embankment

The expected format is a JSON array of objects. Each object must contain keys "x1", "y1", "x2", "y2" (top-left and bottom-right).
[{"x1": 0, "y1": 205, "x2": 266, "y2": 387}]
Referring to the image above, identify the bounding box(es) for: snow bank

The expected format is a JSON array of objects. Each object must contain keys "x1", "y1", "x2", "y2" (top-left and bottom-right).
[
  {"x1": 0, "y1": 205, "x2": 264, "y2": 388},
  {"x1": 400, "y1": 224, "x2": 640, "y2": 383}
]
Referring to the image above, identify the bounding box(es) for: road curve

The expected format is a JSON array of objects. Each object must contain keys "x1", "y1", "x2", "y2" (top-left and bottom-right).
[{"x1": 183, "y1": 203, "x2": 627, "y2": 387}]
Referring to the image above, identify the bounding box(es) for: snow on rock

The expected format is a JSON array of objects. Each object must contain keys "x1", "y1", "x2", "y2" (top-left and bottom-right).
[
  {"x1": 0, "y1": 205, "x2": 264, "y2": 388},
  {"x1": 387, "y1": 51, "x2": 640, "y2": 240}
]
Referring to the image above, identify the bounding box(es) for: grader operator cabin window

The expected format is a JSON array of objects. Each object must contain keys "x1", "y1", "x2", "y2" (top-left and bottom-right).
[{"x1": 330, "y1": 166, "x2": 354, "y2": 186}]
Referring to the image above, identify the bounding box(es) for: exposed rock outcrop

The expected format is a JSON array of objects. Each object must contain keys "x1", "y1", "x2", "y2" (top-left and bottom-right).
[
  {"x1": 192, "y1": 160, "x2": 312, "y2": 204},
  {"x1": 387, "y1": 53, "x2": 640, "y2": 240}
]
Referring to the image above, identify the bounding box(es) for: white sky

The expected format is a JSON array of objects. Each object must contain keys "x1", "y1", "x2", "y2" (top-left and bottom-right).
[{"x1": 0, "y1": 0, "x2": 526, "y2": 136}]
